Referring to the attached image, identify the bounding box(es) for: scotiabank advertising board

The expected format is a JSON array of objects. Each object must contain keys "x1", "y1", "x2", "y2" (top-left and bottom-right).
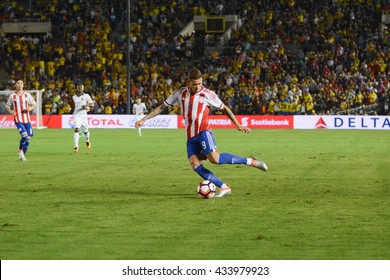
[
  {"x1": 178, "y1": 115, "x2": 294, "y2": 129},
  {"x1": 61, "y1": 115, "x2": 177, "y2": 129},
  {"x1": 294, "y1": 115, "x2": 390, "y2": 130}
]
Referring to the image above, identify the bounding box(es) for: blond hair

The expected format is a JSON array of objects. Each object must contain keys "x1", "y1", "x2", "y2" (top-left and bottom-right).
[{"x1": 188, "y1": 68, "x2": 202, "y2": 80}]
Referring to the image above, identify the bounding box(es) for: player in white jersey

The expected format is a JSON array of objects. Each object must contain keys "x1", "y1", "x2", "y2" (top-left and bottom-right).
[
  {"x1": 6, "y1": 79, "x2": 37, "y2": 161},
  {"x1": 132, "y1": 96, "x2": 148, "y2": 136},
  {"x1": 72, "y1": 84, "x2": 94, "y2": 153},
  {"x1": 135, "y1": 68, "x2": 268, "y2": 198}
]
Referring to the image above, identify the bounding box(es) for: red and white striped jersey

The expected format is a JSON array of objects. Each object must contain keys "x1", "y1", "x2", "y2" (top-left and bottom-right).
[
  {"x1": 165, "y1": 86, "x2": 224, "y2": 139},
  {"x1": 6, "y1": 91, "x2": 36, "y2": 123}
]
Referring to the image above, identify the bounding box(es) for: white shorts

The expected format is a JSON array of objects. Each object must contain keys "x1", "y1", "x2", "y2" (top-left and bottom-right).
[
  {"x1": 73, "y1": 115, "x2": 88, "y2": 130},
  {"x1": 135, "y1": 114, "x2": 145, "y2": 121}
]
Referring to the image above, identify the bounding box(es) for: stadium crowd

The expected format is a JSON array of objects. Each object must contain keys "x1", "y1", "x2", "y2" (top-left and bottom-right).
[{"x1": 1, "y1": 0, "x2": 390, "y2": 116}]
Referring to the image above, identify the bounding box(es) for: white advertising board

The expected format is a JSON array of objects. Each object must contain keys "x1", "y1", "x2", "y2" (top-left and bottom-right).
[
  {"x1": 294, "y1": 115, "x2": 390, "y2": 130},
  {"x1": 61, "y1": 115, "x2": 178, "y2": 129}
]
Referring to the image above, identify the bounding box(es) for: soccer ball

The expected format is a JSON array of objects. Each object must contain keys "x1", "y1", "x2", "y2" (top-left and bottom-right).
[{"x1": 197, "y1": 180, "x2": 216, "y2": 199}]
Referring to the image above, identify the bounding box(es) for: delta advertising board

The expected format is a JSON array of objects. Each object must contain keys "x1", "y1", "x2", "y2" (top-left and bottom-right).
[
  {"x1": 61, "y1": 115, "x2": 177, "y2": 129},
  {"x1": 294, "y1": 115, "x2": 390, "y2": 130}
]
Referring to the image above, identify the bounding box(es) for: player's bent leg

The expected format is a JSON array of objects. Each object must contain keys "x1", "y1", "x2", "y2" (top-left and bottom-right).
[
  {"x1": 215, "y1": 153, "x2": 268, "y2": 172},
  {"x1": 217, "y1": 153, "x2": 247, "y2": 165},
  {"x1": 189, "y1": 141, "x2": 232, "y2": 198},
  {"x1": 206, "y1": 152, "x2": 219, "y2": 164}
]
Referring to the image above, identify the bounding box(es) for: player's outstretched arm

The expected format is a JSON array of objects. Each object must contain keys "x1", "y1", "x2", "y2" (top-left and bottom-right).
[
  {"x1": 135, "y1": 103, "x2": 167, "y2": 128},
  {"x1": 223, "y1": 106, "x2": 251, "y2": 133}
]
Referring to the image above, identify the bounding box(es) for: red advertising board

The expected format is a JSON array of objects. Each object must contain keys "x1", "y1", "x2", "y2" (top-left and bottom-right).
[
  {"x1": 0, "y1": 115, "x2": 62, "y2": 128},
  {"x1": 42, "y1": 115, "x2": 62, "y2": 128},
  {"x1": 178, "y1": 115, "x2": 294, "y2": 129}
]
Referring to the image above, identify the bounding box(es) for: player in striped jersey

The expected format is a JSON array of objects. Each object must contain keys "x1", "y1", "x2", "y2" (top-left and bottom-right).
[
  {"x1": 6, "y1": 79, "x2": 37, "y2": 161},
  {"x1": 135, "y1": 68, "x2": 267, "y2": 198}
]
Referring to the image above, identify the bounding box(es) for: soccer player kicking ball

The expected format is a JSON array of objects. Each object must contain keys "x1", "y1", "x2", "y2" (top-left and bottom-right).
[
  {"x1": 72, "y1": 84, "x2": 94, "y2": 152},
  {"x1": 6, "y1": 79, "x2": 36, "y2": 161},
  {"x1": 135, "y1": 68, "x2": 267, "y2": 198}
]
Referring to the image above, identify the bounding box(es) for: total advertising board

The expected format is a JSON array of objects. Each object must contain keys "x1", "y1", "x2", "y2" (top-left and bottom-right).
[{"x1": 61, "y1": 115, "x2": 177, "y2": 129}]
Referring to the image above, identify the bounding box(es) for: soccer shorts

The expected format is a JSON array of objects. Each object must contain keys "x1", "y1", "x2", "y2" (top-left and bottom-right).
[
  {"x1": 186, "y1": 130, "x2": 217, "y2": 159},
  {"x1": 135, "y1": 114, "x2": 145, "y2": 121},
  {"x1": 15, "y1": 122, "x2": 34, "y2": 137},
  {"x1": 73, "y1": 115, "x2": 88, "y2": 130}
]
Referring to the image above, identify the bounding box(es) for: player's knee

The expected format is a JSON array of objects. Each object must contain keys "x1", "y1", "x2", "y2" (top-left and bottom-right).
[{"x1": 207, "y1": 155, "x2": 219, "y2": 164}]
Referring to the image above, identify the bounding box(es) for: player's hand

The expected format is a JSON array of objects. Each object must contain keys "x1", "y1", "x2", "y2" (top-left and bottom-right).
[
  {"x1": 81, "y1": 105, "x2": 87, "y2": 110},
  {"x1": 237, "y1": 125, "x2": 251, "y2": 133},
  {"x1": 135, "y1": 120, "x2": 144, "y2": 128}
]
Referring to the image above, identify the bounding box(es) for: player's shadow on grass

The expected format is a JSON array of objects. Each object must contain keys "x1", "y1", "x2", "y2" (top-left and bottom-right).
[{"x1": 71, "y1": 187, "x2": 199, "y2": 200}]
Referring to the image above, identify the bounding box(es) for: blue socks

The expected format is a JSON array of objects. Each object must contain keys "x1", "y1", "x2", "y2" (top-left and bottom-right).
[
  {"x1": 218, "y1": 153, "x2": 247, "y2": 164},
  {"x1": 23, "y1": 138, "x2": 30, "y2": 154},
  {"x1": 193, "y1": 154, "x2": 248, "y2": 188},
  {"x1": 19, "y1": 135, "x2": 30, "y2": 155},
  {"x1": 194, "y1": 164, "x2": 224, "y2": 188}
]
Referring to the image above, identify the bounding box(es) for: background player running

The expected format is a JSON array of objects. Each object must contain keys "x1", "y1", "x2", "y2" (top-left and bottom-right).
[{"x1": 72, "y1": 84, "x2": 94, "y2": 152}]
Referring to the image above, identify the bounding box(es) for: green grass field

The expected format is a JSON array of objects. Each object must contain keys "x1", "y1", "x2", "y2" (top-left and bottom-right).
[{"x1": 0, "y1": 128, "x2": 389, "y2": 260}]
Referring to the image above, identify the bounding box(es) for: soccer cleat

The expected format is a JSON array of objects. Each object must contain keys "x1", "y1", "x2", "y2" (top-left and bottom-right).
[
  {"x1": 86, "y1": 142, "x2": 91, "y2": 149},
  {"x1": 73, "y1": 147, "x2": 79, "y2": 153},
  {"x1": 215, "y1": 185, "x2": 232, "y2": 198},
  {"x1": 18, "y1": 149, "x2": 27, "y2": 161},
  {"x1": 249, "y1": 156, "x2": 268, "y2": 172}
]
